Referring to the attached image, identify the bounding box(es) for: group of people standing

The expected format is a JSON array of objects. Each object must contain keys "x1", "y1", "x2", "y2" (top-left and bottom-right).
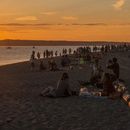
[{"x1": 30, "y1": 49, "x2": 72, "y2": 72}]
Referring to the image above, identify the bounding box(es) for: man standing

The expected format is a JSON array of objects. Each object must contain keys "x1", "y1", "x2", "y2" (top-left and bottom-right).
[{"x1": 107, "y1": 57, "x2": 120, "y2": 79}]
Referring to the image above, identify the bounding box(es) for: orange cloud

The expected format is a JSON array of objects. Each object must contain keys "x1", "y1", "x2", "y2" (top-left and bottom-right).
[
  {"x1": 41, "y1": 11, "x2": 57, "y2": 16},
  {"x1": 62, "y1": 16, "x2": 78, "y2": 20},
  {"x1": 113, "y1": 0, "x2": 126, "y2": 10},
  {"x1": 15, "y1": 16, "x2": 38, "y2": 21}
]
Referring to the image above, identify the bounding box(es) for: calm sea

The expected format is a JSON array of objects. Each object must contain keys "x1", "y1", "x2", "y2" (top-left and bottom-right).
[{"x1": 0, "y1": 46, "x2": 82, "y2": 66}]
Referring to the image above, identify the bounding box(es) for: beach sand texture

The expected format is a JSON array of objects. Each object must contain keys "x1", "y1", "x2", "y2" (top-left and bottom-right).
[{"x1": 0, "y1": 52, "x2": 130, "y2": 130}]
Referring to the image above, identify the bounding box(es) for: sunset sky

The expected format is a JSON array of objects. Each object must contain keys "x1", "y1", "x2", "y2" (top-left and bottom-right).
[{"x1": 0, "y1": 0, "x2": 130, "y2": 41}]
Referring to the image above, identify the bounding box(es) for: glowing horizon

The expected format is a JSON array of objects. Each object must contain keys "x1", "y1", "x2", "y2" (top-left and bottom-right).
[{"x1": 0, "y1": 0, "x2": 130, "y2": 42}]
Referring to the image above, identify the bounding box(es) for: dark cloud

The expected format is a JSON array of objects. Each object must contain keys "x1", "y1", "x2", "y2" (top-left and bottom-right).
[
  {"x1": 0, "y1": 23, "x2": 130, "y2": 27},
  {"x1": 71, "y1": 23, "x2": 108, "y2": 26}
]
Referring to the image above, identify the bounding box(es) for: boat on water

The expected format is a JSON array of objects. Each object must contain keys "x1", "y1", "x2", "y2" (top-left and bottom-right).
[{"x1": 6, "y1": 47, "x2": 12, "y2": 49}]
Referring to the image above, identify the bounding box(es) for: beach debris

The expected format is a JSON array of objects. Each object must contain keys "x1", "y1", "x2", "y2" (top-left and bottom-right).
[
  {"x1": 122, "y1": 91, "x2": 130, "y2": 108},
  {"x1": 113, "y1": 80, "x2": 126, "y2": 93},
  {"x1": 113, "y1": 81, "x2": 130, "y2": 107},
  {"x1": 79, "y1": 87, "x2": 102, "y2": 97}
]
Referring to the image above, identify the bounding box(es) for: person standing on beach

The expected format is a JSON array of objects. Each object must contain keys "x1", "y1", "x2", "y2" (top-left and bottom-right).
[
  {"x1": 31, "y1": 50, "x2": 35, "y2": 59},
  {"x1": 90, "y1": 59, "x2": 103, "y2": 85},
  {"x1": 107, "y1": 57, "x2": 120, "y2": 79},
  {"x1": 55, "y1": 51, "x2": 58, "y2": 57},
  {"x1": 69, "y1": 48, "x2": 72, "y2": 55},
  {"x1": 49, "y1": 59, "x2": 58, "y2": 71},
  {"x1": 91, "y1": 59, "x2": 99, "y2": 77},
  {"x1": 106, "y1": 60, "x2": 113, "y2": 74},
  {"x1": 37, "y1": 52, "x2": 40, "y2": 59},
  {"x1": 43, "y1": 51, "x2": 46, "y2": 58},
  {"x1": 30, "y1": 53, "x2": 35, "y2": 71},
  {"x1": 39, "y1": 60, "x2": 46, "y2": 71},
  {"x1": 61, "y1": 55, "x2": 71, "y2": 67}
]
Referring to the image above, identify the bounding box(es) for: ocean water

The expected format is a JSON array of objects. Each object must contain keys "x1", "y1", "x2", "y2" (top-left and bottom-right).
[{"x1": 0, "y1": 46, "x2": 81, "y2": 66}]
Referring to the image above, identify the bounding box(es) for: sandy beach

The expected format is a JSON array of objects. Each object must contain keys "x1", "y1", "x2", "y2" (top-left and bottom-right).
[{"x1": 0, "y1": 51, "x2": 130, "y2": 130}]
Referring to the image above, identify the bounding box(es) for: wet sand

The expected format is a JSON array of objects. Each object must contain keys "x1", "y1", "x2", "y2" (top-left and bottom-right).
[{"x1": 0, "y1": 52, "x2": 130, "y2": 130}]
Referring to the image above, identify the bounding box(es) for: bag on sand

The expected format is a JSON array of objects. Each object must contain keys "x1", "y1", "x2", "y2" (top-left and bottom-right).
[
  {"x1": 113, "y1": 80, "x2": 126, "y2": 94},
  {"x1": 79, "y1": 87, "x2": 106, "y2": 99}
]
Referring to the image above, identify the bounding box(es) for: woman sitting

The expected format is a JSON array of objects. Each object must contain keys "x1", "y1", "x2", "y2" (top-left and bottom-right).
[
  {"x1": 41, "y1": 73, "x2": 73, "y2": 97},
  {"x1": 102, "y1": 73, "x2": 122, "y2": 99}
]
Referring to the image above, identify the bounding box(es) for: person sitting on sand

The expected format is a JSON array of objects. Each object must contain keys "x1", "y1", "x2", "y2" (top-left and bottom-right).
[
  {"x1": 90, "y1": 59, "x2": 101, "y2": 84},
  {"x1": 94, "y1": 66, "x2": 104, "y2": 88},
  {"x1": 61, "y1": 55, "x2": 71, "y2": 67},
  {"x1": 79, "y1": 55, "x2": 85, "y2": 65},
  {"x1": 102, "y1": 73, "x2": 116, "y2": 96},
  {"x1": 102, "y1": 73, "x2": 125, "y2": 99},
  {"x1": 107, "y1": 57, "x2": 120, "y2": 79},
  {"x1": 41, "y1": 73, "x2": 73, "y2": 97}
]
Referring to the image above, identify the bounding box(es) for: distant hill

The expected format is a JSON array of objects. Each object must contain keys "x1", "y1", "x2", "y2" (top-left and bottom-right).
[{"x1": 0, "y1": 40, "x2": 129, "y2": 46}]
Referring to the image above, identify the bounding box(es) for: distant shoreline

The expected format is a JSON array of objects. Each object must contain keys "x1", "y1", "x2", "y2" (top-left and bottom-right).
[
  {"x1": 0, "y1": 60, "x2": 28, "y2": 67},
  {"x1": 0, "y1": 40, "x2": 130, "y2": 46}
]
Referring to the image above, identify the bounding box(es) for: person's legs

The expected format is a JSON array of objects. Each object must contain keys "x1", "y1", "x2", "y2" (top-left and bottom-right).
[
  {"x1": 47, "y1": 89, "x2": 56, "y2": 97},
  {"x1": 41, "y1": 86, "x2": 54, "y2": 96}
]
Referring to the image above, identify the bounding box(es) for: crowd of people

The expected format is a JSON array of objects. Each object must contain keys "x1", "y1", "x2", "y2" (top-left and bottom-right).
[
  {"x1": 29, "y1": 48, "x2": 73, "y2": 71},
  {"x1": 30, "y1": 44, "x2": 130, "y2": 72},
  {"x1": 36, "y1": 44, "x2": 130, "y2": 99}
]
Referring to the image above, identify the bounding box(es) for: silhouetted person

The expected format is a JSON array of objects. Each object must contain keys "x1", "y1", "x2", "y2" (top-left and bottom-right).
[
  {"x1": 50, "y1": 50, "x2": 53, "y2": 57},
  {"x1": 107, "y1": 58, "x2": 120, "y2": 79},
  {"x1": 37, "y1": 52, "x2": 40, "y2": 59},
  {"x1": 43, "y1": 51, "x2": 46, "y2": 58},
  {"x1": 49, "y1": 59, "x2": 58, "y2": 71},
  {"x1": 103, "y1": 73, "x2": 116, "y2": 96},
  {"x1": 30, "y1": 54, "x2": 35, "y2": 71},
  {"x1": 39, "y1": 60, "x2": 46, "y2": 71},
  {"x1": 69, "y1": 48, "x2": 72, "y2": 55},
  {"x1": 55, "y1": 51, "x2": 58, "y2": 57},
  {"x1": 61, "y1": 55, "x2": 70, "y2": 67},
  {"x1": 31, "y1": 50, "x2": 35, "y2": 59},
  {"x1": 86, "y1": 54, "x2": 91, "y2": 62},
  {"x1": 106, "y1": 59, "x2": 113, "y2": 74}
]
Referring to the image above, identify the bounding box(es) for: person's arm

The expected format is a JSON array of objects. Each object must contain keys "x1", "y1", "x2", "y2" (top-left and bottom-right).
[{"x1": 56, "y1": 80, "x2": 61, "y2": 89}]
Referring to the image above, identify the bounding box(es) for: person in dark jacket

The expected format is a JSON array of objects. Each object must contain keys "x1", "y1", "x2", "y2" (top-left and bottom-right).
[
  {"x1": 107, "y1": 57, "x2": 120, "y2": 79},
  {"x1": 103, "y1": 73, "x2": 116, "y2": 96}
]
